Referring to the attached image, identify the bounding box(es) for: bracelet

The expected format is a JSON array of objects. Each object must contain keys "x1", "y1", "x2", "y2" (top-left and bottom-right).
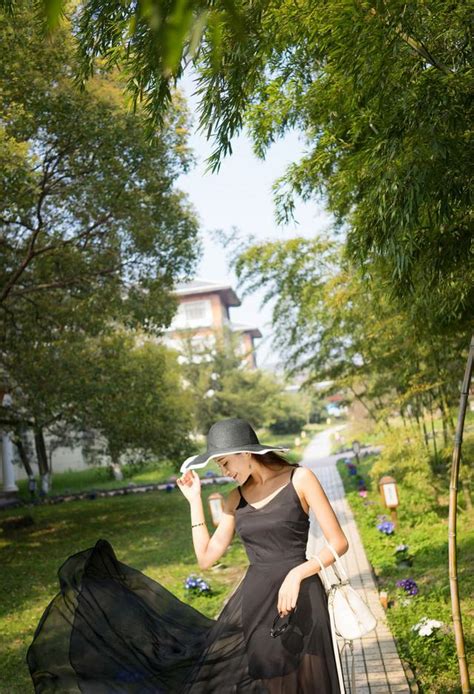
[{"x1": 191, "y1": 522, "x2": 205, "y2": 528}]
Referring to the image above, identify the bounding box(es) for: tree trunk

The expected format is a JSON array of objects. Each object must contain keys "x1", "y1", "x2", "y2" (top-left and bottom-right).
[
  {"x1": 421, "y1": 416, "x2": 429, "y2": 449},
  {"x1": 428, "y1": 395, "x2": 438, "y2": 460},
  {"x1": 13, "y1": 427, "x2": 34, "y2": 477},
  {"x1": 414, "y1": 400, "x2": 429, "y2": 449},
  {"x1": 440, "y1": 386, "x2": 456, "y2": 434},
  {"x1": 34, "y1": 427, "x2": 50, "y2": 477},
  {"x1": 440, "y1": 392, "x2": 450, "y2": 447},
  {"x1": 108, "y1": 451, "x2": 123, "y2": 481},
  {"x1": 400, "y1": 408, "x2": 410, "y2": 435},
  {"x1": 374, "y1": 396, "x2": 392, "y2": 431},
  {"x1": 448, "y1": 336, "x2": 473, "y2": 693}
]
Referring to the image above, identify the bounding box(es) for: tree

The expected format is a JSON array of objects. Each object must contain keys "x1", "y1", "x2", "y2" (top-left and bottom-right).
[
  {"x1": 175, "y1": 326, "x2": 290, "y2": 434},
  {"x1": 1, "y1": 329, "x2": 196, "y2": 479},
  {"x1": 0, "y1": 5, "x2": 201, "y2": 480},
  {"x1": 268, "y1": 391, "x2": 308, "y2": 435},
  {"x1": 14, "y1": 0, "x2": 469, "y2": 323},
  {"x1": 194, "y1": 0, "x2": 472, "y2": 323},
  {"x1": 229, "y1": 234, "x2": 471, "y2": 445},
  {"x1": 75, "y1": 333, "x2": 196, "y2": 468},
  {"x1": 0, "y1": 5, "x2": 199, "y2": 341}
]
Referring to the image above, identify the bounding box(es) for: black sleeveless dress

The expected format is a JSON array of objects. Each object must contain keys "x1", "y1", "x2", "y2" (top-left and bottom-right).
[{"x1": 26, "y1": 466, "x2": 341, "y2": 693}]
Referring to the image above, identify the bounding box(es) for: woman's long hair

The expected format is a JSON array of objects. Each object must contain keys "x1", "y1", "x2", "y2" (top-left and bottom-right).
[{"x1": 252, "y1": 451, "x2": 298, "y2": 470}]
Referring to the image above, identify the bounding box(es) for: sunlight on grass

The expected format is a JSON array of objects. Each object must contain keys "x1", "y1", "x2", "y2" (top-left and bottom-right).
[
  {"x1": 0, "y1": 482, "x2": 248, "y2": 691},
  {"x1": 1, "y1": 433, "x2": 303, "y2": 690}
]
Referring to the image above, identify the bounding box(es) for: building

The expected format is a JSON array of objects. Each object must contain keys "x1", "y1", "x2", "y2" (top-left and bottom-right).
[{"x1": 163, "y1": 279, "x2": 262, "y2": 368}]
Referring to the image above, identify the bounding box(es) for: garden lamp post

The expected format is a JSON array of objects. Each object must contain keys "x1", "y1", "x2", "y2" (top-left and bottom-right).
[
  {"x1": 208, "y1": 492, "x2": 224, "y2": 526},
  {"x1": 378, "y1": 475, "x2": 399, "y2": 529}
]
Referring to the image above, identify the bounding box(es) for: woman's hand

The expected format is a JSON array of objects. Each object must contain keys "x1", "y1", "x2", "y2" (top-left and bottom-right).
[
  {"x1": 176, "y1": 470, "x2": 202, "y2": 503},
  {"x1": 277, "y1": 569, "x2": 301, "y2": 617}
]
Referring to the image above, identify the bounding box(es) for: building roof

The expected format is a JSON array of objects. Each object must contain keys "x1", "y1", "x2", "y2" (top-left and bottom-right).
[
  {"x1": 173, "y1": 279, "x2": 241, "y2": 307},
  {"x1": 230, "y1": 323, "x2": 262, "y2": 338}
]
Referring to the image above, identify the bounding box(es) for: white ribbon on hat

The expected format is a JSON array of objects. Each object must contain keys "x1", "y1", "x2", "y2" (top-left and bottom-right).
[{"x1": 180, "y1": 447, "x2": 290, "y2": 473}]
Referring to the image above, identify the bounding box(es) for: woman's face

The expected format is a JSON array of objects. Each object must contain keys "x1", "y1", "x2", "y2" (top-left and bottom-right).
[{"x1": 215, "y1": 453, "x2": 249, "y2": 483}]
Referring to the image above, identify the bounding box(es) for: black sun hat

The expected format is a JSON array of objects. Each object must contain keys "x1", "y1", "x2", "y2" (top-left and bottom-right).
[{"x1": 180, "y1": 418, "x2": 290, "y2": 473}]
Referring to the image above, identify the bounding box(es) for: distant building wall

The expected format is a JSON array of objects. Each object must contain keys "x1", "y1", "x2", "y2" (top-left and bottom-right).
[{"x1": 0, "y1": 436, "x2": 104, "y2": 484}]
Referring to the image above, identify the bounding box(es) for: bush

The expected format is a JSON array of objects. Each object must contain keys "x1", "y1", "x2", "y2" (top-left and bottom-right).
[
  {"x1": 269, "y1": 414, "x2": 306, "y2": 435},
  {"x1": 338, "y1": 448, "x2": 474, "y2": 693},
  {"x1": 368, "y1": 431, "x2": 438, "y2": 514},
  {"x1": 440, "y1": 432, "x2": 474, "y2": 491}
]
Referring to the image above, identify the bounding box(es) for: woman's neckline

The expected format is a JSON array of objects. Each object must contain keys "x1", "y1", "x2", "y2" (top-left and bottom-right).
[{"x1": 239, "y1": 468, "x2": 296, "y2": 511}]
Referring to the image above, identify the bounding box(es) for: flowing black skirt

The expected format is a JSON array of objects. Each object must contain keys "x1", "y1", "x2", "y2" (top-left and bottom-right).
[{"x1": 26, "y1": 539, "x2": 341, "y2": 693}]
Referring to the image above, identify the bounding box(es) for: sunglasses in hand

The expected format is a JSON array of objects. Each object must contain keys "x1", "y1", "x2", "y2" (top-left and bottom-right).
[{"x1": 270, "y1": 606, "x2": 297, "y2": 638}]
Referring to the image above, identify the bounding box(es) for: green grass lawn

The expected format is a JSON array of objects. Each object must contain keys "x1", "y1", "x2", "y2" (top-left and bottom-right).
[
  {"x1": 1, "y1": 434, "x2": 305, "y2": 693},
  {"x1": 337, "y1": 455, "x2": 474, "y2": 694},
  {"x1": 14, "y1": 459, "x2": 180, "y2": 501},
  {"x1": 0, "y1": 482, "x2": 248, "y2": 693}
]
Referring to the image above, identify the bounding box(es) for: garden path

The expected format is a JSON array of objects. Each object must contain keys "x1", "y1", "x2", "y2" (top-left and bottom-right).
[{"x1": 304, "y1": 427, "x2": 411, "y2": 693}]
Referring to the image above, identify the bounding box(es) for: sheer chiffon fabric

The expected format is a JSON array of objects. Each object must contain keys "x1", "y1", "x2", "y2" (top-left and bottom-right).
[{"x1": 27, "y1": 466, "x2": 341, "y2": 693}]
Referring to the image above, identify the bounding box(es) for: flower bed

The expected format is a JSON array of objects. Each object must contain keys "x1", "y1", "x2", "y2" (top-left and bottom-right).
[{"x1": 337, "y1": 450, "x2": 473, "y2": 693}]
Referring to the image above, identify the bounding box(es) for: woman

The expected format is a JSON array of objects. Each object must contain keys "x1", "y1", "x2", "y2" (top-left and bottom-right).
[
  {"x1": 177, "y1": 417, "x2": 348, "y2": 693},
  {"x1": 26, "y1": 418, "x2": 348, "y2": 693}
]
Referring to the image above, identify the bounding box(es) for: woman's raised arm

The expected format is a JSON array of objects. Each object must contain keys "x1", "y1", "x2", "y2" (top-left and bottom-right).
[{"x1": 177, "y1": 470, "x2": 238, "y2": 570}]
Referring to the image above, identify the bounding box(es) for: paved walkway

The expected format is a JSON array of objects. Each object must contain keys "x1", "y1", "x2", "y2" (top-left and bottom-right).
[{"x1": 303, "y1": 427, "x2": 410, "y2": 694}]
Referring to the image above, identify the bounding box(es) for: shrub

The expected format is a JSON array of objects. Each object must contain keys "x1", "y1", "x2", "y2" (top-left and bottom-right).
[
  {"x1": 368, "y1": 431, "x2": 437, "y2": 513},
  {"x1": 269, "y1": 414, "x2": 306, "y2": 435}
]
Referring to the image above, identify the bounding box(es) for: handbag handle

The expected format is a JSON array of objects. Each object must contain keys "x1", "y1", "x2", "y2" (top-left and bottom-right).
[
  {"x1": 324, "y1": 541, "x2": 349, "y2": 583},
  {"x1": 309, "y1": 541, "x2": 349, "y2": 590},
  {"x1": 311, "y1": 553, "x2": 332, "y2": 592}
]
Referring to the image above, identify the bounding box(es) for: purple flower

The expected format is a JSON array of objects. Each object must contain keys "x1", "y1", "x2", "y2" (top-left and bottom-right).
[
  {"x1": 184, "y1": 573, "x2": 211, "y2": 595},
  {"x1": 197, "y1": 580, "x2": 210, "y2": 592},
  {"x1": 396, "y1": 578, "x2": 419, "y2": 596},
  {"x1": 377, "y1": 520, "x2": 395, "y2": 535}
]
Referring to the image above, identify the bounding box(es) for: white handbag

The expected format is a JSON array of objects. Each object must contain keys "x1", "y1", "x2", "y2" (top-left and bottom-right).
[{"x1": 310, "y1": 541, "x2": 377, "y2": 693}]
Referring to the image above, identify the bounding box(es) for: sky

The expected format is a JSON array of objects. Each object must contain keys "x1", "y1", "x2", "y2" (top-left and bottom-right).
[{"x1": 176, "y1": 71, "x2": 333, "y2": 370}]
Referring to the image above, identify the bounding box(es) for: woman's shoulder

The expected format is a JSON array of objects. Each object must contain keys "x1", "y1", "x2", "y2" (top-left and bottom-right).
[
  {"x1": 292, "y1": 466, "x2": 323, "y2": 503},
  {"x1": 292, "y1": 465, "x2": 316, "y2": 486},
  {"x1": 223, "y1": 486, "x2": 242, "y2": 515}
]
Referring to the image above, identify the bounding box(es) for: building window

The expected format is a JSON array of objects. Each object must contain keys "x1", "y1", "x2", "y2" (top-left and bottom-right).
[
  {"x1": 172, "y1": 300, "x2": 213, "y2": 329},
  {"x1": 185, "y1": 301, "x2": 208, "y2": 322}
]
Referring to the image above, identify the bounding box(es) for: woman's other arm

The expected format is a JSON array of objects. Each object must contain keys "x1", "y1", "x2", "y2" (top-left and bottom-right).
[{"x1": 293, "y1": 466, "x2": 349, "y2": 581}]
